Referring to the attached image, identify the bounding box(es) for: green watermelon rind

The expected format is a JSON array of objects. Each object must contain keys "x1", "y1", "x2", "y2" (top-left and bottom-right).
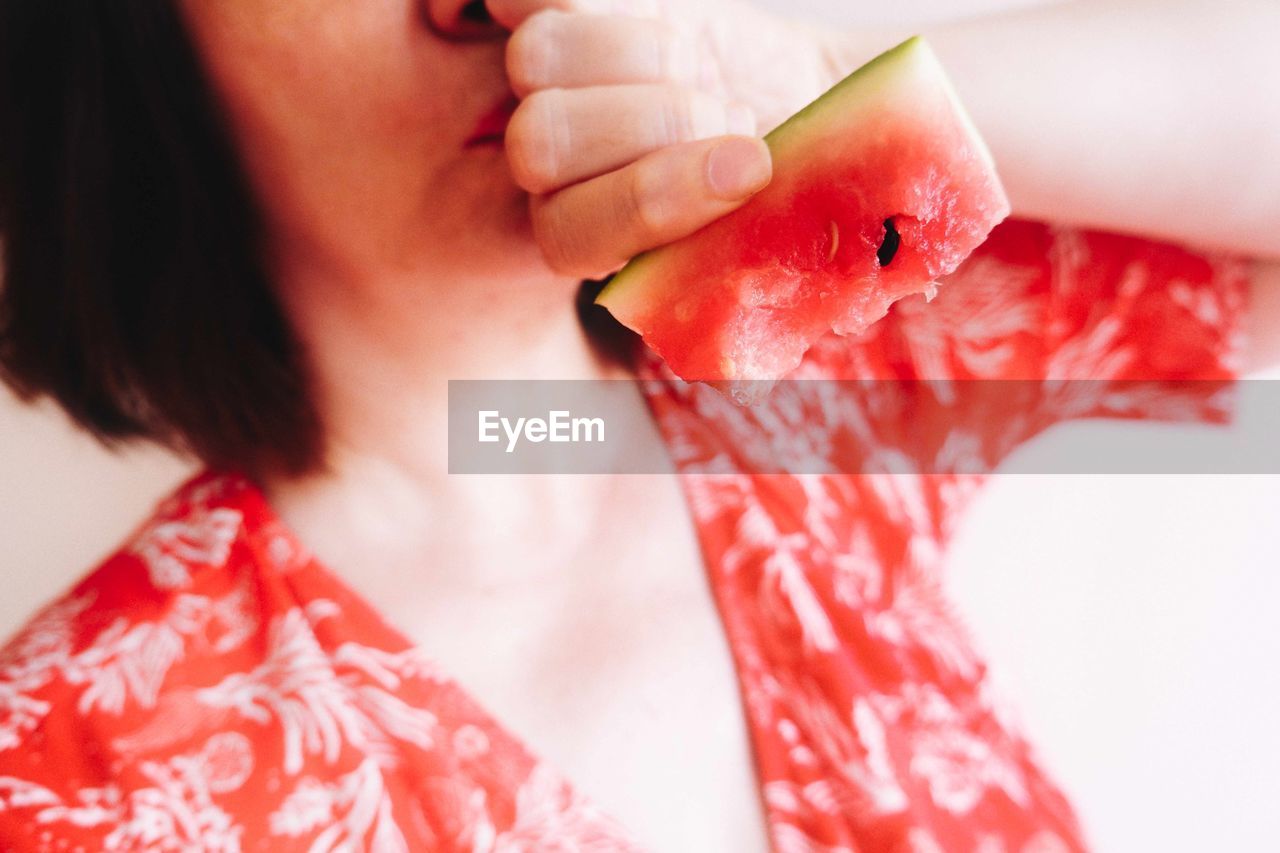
[
  {"x1": 595, "y1": 36, "x2": 995, "y2": 309},
  {"x1": 765, "y1": 36, "x2": 996, "y2": 173}
]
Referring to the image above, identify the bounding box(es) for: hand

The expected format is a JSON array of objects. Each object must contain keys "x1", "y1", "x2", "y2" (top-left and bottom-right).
[{"x1": 488, "y1": 0, "x2": 829, "y2": 277}]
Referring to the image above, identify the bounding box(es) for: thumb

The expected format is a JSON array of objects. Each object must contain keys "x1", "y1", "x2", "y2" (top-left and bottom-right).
[{"x1": 530, "y1": 135, "x2": 773, "y2": 278}]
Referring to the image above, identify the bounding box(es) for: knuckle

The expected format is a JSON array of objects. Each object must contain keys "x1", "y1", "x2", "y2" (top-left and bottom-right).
[
  {"x1": 658, "y1": 87, "x2": 693, "y2": 144},
  {"x1": 660, "y1": 86, "x2": 717, "y2": 145},
  {"x1": 627, "y1": 159, "x2": 670, "y2": 238},
  {"x1": 505, "y1": 34, "x2": 539, "y2": 94},
  {"x1": 505, "y1": 92, "x2": 562, "y2": 193},
  {"x1": 531, "y1": 202, "x2": 579, "y2": 274},
  {"x1": 506, "y1": 10, "x2": 560, "y2": 92},
  {"x1": 650, "y1": 22, "x2": 688, "y2": 83}
]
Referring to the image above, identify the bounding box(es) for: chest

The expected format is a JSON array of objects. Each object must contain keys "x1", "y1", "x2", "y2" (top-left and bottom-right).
[{"x1": 386, "y1": 479, "x2": 773, "y2": 852}]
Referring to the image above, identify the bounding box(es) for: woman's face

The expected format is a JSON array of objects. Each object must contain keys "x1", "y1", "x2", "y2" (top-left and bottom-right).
[{"x1": 180, "y1": 0, "x2": 540, "y2": 284}]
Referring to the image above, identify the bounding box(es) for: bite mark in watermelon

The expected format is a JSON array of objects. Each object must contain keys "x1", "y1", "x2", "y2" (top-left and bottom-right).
[{"x1": 596, "y1": 37, "x2": 1010, "y2": 383}]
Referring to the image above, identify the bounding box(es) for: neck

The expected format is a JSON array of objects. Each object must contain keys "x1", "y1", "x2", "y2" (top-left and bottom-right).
[
  {"x1": 275, "y1": 258, "x2": 625, "y2": 484},
  {"x1": 259, "y1": 257, "x2": 641, "y2": 595}
]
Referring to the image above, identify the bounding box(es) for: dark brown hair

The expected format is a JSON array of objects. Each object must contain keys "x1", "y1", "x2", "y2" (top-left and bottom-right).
[{"x1": 0, "y1": 0, "x2": 323, "y2": 479}]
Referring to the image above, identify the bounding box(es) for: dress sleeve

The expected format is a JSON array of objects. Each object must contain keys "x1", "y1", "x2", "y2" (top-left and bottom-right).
[
  {"x1": 859, "y1": 218, "x2": 1251, "y2": 471},
  {"x1": 886, "y1": 218, "x2": 1246, "y2": 383}
]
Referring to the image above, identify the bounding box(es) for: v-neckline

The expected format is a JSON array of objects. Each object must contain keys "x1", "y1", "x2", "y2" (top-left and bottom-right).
[{"x1": 229, "y1": 377, "x2": 776, "y2": 851}]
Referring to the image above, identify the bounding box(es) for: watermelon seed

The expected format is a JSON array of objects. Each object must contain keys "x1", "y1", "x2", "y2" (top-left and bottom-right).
[
  {"x1": 827, "y1": 221, "x2": 840, "y2": 262},
  {"x1": 877, "y1": 218, "x2": 901, "y2": 267}
]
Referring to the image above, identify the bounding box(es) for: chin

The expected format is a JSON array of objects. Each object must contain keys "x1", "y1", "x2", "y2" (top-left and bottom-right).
[
  {"x1": 448, "y1": 206, "x2": 547, "y2": 278},
  {"x1": 490, "y1": 186, "x2": 542, "y2": 255},
  {"x1": 421, "y1": 161, "x2": 554, "y2": 278}
]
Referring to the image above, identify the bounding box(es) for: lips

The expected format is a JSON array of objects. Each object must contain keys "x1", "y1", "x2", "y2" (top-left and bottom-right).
[{"x1": 465, "y1": 94, "x2": 518, "y2": 148}]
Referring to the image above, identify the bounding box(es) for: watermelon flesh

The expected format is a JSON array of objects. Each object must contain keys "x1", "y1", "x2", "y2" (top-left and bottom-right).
[{"x1": 596, "y1": 37, "x2": 1010, "y2": 383}]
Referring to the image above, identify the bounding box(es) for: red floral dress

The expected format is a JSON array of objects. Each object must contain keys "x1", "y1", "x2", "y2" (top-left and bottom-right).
[{"x1": 0, "y1": 220, "x2": 1246, "y2": 852}]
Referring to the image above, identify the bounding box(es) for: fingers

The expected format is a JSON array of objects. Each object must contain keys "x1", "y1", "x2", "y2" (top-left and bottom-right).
[
  {"x1": 506, "y1": 85, "x2": 756, "y2": 194},
  {"x1": 531, "y1": 136, "x2": 772, "y2": 277},
  {"x1": 492, "y1": 1, "x2": 767, "y2": 277},
  {"x1": 506, "y1": 12, "x2": 697, "y2": 96}
]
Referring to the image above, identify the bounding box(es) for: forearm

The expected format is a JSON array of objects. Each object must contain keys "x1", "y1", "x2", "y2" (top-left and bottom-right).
[{"x1": 820, "y1": 0, "x2": 1280, "y2": 259}]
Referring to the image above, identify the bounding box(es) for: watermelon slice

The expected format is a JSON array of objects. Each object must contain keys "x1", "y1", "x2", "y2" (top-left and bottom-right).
[{"x1": 596, "y1": 37, "x2": 1009, "y2": 383}]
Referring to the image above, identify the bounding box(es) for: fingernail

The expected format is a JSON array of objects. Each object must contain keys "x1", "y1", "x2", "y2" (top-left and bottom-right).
[
  {"x1": 727, "y1": 102, "x2": 757, "y2": 136},
  {"x1": 707, "y1": 137, "x2": 771, "y2": 200}
]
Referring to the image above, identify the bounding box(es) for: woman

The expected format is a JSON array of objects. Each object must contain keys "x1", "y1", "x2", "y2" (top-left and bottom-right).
[{"x1": 0, "y1": 0, "x2": 1275, "y2": 850}]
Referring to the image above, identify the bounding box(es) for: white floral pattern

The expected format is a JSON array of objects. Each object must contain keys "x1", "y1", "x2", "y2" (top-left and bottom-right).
[
  {"x1": 269, "y1": 760, "x2": 408, "y2": 853},
  {"x1": 194, "y1": 605, "x2": 440, "y2": 774},
  {"x1": 130, "y1": 507, "x2": 244, "y2": 590}
]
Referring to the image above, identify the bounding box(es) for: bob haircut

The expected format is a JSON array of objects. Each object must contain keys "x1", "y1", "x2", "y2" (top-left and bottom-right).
[
  {"x1": 0, "y1": 2, "x2": 630, "y2": 482},
  {"x1": 0, "y1": 0, "x2": 323, "y2": 479}
]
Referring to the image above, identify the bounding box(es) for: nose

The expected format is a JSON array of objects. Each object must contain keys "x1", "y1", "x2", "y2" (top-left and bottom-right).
[{"x1": 422, "y1": 0, "x2": 505, "y2": 40}]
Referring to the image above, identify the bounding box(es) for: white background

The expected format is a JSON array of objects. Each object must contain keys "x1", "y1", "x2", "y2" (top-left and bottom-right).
[{"x1": 2, "y1": 1, "x2": 1277, "y2": 850}]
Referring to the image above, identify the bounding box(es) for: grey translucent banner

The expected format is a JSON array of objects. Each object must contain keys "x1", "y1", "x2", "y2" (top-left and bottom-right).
[{"x1": 447, "y1": 378, "x2": 1280, "y2": 475}]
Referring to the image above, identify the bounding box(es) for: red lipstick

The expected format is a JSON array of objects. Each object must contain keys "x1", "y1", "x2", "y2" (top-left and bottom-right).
[{"x1": 466, "y1": 94, "x2": 518, "y2": 148}]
